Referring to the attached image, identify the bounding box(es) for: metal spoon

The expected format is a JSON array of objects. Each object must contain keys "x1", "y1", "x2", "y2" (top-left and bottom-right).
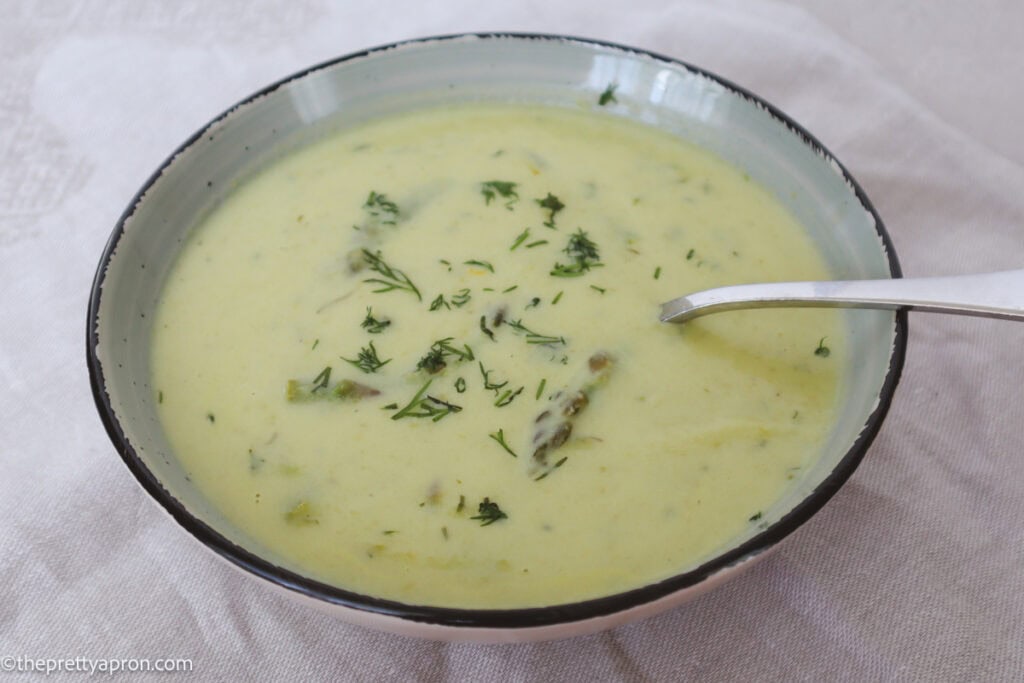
[{"x1": 660, "y1": 268, "x2": 1024, "y2": 324}]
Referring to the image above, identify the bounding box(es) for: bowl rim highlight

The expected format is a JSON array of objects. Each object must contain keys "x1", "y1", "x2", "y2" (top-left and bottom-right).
[{"x1": 86, "y1": 32, "x2": 908, "y2": 633}]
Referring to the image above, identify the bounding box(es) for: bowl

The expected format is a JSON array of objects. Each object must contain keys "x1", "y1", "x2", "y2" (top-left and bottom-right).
[{"x1": 87, "y1": 33, "x2": 906, "y2": 642}]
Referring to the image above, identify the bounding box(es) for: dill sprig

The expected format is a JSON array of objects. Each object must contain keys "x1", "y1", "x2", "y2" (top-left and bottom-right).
[
  {"x1": 361, "y1": 249, "x2": 421, "y2": 300},
  {"x1": 361, "y1": 307, "x2": 391, "y2": 334},
  {"x1": 417, "y1": 338, "x2": 475, "y2": 374},
  {"x1": 341, "y1": 341, "x2": 391, "y2": 374},
  {"x1": 464, "y1": 259, "x2": 494, "y2": 273},
  {"x1": 311, "y1": 366, "x2": 331, "y2": 393},
  {"x1": 363, "y1": 191, "x2": 399, "y2": 225},
  {"x1": 480, "y1": 181, "x2": 519, "y2": 209},
  {"x1": 535, "y1": 193, "x2": 565, "y2": 228},
  {"x1": 507, "y1": 318, "x2": 566, "y2": 346},
  {"x1": 550, "y1": 229, "x2": 602, "y2": 278},
  {"x1": 390, "y1": 380, "x2": 463, "y2": 422},
  {"x1": 488, "y1": 429, "x2": 518, "y2": 458},
  {"x1": 471, "y1": 497, "x2": 508, "y2": 526}
]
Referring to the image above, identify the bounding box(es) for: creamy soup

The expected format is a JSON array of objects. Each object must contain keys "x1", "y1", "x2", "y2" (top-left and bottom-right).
[{"x1": 151, "y1": 103, "x2": 843, "y2": 608}]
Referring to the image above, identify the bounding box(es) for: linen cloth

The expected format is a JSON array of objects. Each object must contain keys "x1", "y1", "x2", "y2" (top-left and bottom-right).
[{"x1": 2, "y1": 0, "x2": 1023, "y2": 680}]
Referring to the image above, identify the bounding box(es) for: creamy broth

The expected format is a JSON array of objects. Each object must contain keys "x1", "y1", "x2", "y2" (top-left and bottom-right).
[{"x1": 151, "y1": 103, "x2": 843, "y2": 608}]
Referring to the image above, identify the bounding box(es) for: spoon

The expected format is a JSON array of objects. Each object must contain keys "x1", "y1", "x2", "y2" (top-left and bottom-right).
[{"x1": 660, "y1": 268, "x2": 1024, "y2": 324}]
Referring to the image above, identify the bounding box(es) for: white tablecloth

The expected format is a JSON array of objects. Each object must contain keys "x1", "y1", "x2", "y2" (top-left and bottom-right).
[{"x1": 3, "y1": 1, "x2": 1023, "y2": 679}]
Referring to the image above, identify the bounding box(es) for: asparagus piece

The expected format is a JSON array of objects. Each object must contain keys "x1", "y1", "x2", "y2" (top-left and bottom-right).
[{"x1": 529, "y1": 351, "x2": 613, "y2": 478}]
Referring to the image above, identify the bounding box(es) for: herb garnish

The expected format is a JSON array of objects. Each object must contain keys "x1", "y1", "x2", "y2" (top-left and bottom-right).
[
  {"x1": 654, "y1": 266, "x2": 662, "y2": 280},
  {"x1": 342, "y1": 341, "x2": 391, "y2": 374},
  {"x1": 478, "y1": 361, "x2": 509, "y2": 396},
  {"x1": 535, "y1": 193, "x2": 565, "y2": 228},
  {"x1": 455, "y1": 377, "x2": 467, "y2": 393},
  {"x1": 390, "y1": 380, "x2": 463, "y2": 422},
  {"x1": 480, "y1": 181, "x2": 519, "y2": 209},
  {"x1": 451, "y1": 289, "x2": 471, "y2": 307},
  {"x1": 507, "y1": 318, "x2": 566, "y2": 346},
  {"x1": 749, "y1": 511, "x2": 763, "y2": 522},
  {"x1": 363, "y1": 191, "x2": 399, "y2": 225},
  {"x1": 311, "y1": 339, "x2": 320, "y2": 350},
  {"x1": 206, "y1": 413, "x2": 215, "y2": 424},
  {"x1": 590, "y1": 285, "x2": 606, "y2": 294},
  {"x1": 471, "y1": 497, "x2": 508, "y2": 526},
  {"x1": 479, "y1": 315, "x2": 496, "y2": 341},
  {"x1": 525, "y1": 239, "x2": 549, "y2": 249},
  {"x1": 814, "y1": 337, "x2": 831, "y2": 358},
  {"x1": 510, "y1": 228, "x2": 531, "y2": 251},
  {"x1": 494, "y1": 386, "x2": 524, "y2": 407},
  {"x1": 429, "y1": 294, "x2": 450, "y2": 311},
  {"x1": 535, "y1": 378, "x2": 547, "y2": 400},
  {"x1": 417, "y1": 338, "x2": 475, "y2": 374},
  {"x1": 552, "y1": 291, "x2": 564, "y2": 305},
  {"x1": 361, "y1": 307, "x2": 391, "y2": 334},
  {"x1": 551, "y1": 229, "x2": 602, "y2": 277},
  {"x1": 464, "y1": 259, "x2": 495, "y2": 273},
  {"x1": 361, "y1": 249, "x2": 421, "y2": 300},
  {"x1": 489, "y1": 429, "x2": 518, "y2": 458},
  {"x1": 311, "y1": 366, "x2": 332, "y2": 393},
  {"x1": 598, "y1": 83, "x2": 618, "y2": 106}
]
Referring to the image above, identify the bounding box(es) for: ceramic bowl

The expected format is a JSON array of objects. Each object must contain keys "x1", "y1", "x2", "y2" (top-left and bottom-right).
[{"x1": 87, "y1": 33, "x2": 906, "y2": 642}]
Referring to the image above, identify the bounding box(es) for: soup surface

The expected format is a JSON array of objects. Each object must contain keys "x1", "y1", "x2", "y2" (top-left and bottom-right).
[{"x1": 151, "y1": 103, "x2": 844, "y2": 608}]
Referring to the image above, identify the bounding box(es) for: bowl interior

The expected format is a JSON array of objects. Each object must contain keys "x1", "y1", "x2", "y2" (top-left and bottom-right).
[{"x1": 90, "y1": 35, "x2": 901, "y2": 624}]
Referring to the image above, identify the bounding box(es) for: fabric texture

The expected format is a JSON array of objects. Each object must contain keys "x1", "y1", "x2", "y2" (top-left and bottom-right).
[{"x1": 2, "y1": 0, "x2": 1022, "y2": 680}]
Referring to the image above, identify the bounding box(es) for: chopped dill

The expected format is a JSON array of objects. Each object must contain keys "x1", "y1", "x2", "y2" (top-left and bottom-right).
[
  {"x1": 598, "y1": 83, "x2": 618, "y2": 106},
  {"x1": 429, "y1": 294, "x2": 450, "y2": 311},
  {"x1": 535, "y1": 378, "x2": 547, "y2": 400},
  {"x1": 502, "y1": 285, "x2": 519, "y2": 293},
  {"x1": 510, "y1": 228, "x2": 531, "y2": 251},
  {"x1": 590, "y1": 285, "x2": 606, "y2": 294},
  {"x1": 361, "y1": 306, "x2": 391, "y2": 333},
  {"x1": 361, "y1": 249, "x2": 421, "y2": 300},
  {"x1": 341, "y1": 341, "x2": 391, "y2": 374},
  {"x1": 363, "y1": 190, "x2": 399, "y2": 225},
  {"x1": 535, "y1": 193, "x2": 565, "y2": 228},
  {"x1": 814, "y1": 337, "x2": 831, "y2": 358},
  {"x1": 654, "y1": 266, "x2": 662, "y2": 280},
  {"x1": 525, "y1": 239, "x2": 549, "y2": 249},
  {"x1": 311, "y1": 366, "x2": 332, "y2": 393},
  {"x1": 471, "y1": 497, "x2": 508, "y2": 526},
  {"x1": 480, "y1": 180, "x2": 519, "y2": 209},
  {"x1": 552, "y1": 291, "x2": 564, "y2": 305},
  {"x1": 488, "y1": 429, "x2": 518, "y2": 458},
  {"x1": 494, "y1": 386, "x2": 524, "y2": 407},
  {"x1": 478, "y1": 361, "x2": 508, "y2": 395},
  {"x1": 464, "y1": 259, "x2": 495, "y2": 273},
  {"x1": 479, "y1": 315, "x2": 496, "y2": 341},
  {"x1": 455, "y1": 377, "x2": 467, "y2": 393},
  {"x1": 390, "y1": 380, "x2": 463, "y2": 422},
  {"x1": 550, "y1": 229, "x2": 602, "y2": 277},
  {"x1": 507, "y1": 318, "x2": 566, "y2": 346},
  {"x1": 417, "y1": 338, "x2": 475, "y2": 374}
]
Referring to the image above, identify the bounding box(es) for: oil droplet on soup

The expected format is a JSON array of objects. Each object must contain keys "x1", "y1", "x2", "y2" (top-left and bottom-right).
[{"x1": 151, "y1": 103, "x2": 844, "y2": 608}]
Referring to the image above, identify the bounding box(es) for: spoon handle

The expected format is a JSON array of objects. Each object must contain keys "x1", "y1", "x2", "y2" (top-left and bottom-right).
[{"x1": 660, "y1": 268, "x2": 1024, "y2": 323}]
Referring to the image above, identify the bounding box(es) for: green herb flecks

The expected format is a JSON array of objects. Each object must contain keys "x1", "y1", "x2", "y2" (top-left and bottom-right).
[
  {"x1": 488, "y1": 429, "x2": 518, "y2": 458},
  {"x1": 552, "y1": 291, "x2": 564, "y2": 305},
  {"x1": 311, "y1": 339, "x2": 320, "y2": 350},
  {"x1": 535, "y1": 378, "x2": 547, "y2": 400},
  {"x1": 525, "y1": 239, "x2": 549, "y2": 249},
  {"x1": 598, "y1": 83, "x2": 618, "y2": 106},
  {"x1": 206, "y1": 413, "x2": 215, "y2": 424},
  {"x1": 363, "y1": 190, "x2": 399, "y2": 225},
  {"x1": 342, "y1": 341, "x2": 391, "y2": 374},
  {"x1": 429, "y1": 294, "x2": 450, "y2": 311},
  {"x1": 507, "y1": 318, "x2": 566, "y2": 346},
  {"x1": 480, "y1": 181, "x2": 519, "y2": 209},
  {"x1": 478, "y1": 361, "x2": 508, "y2": 395},
  {"x1": 455, "y1": 377, "x2": 467, "y2": 393},
  {"x1": 456, "y1": 495, "x2": 466, "y2": 513},
  {"x1": 417, "y1": 338, "x2": 475, "y2": 374},
  {"x1": 361, "y1": 249, "x2": 421, "y2": 301},
  {"x1": 390, "y1": 380, "x2": 463, "y2": 422},
  {"x1": 551, "y1": 229, "x2": 602, "y2": 277},
  {"x1": 535, "y1": 193, "x2": 565, "y2": 228},
  {"x1": 360, "y1": 307, "x2": 391, "y2": 334},
  {"x1": 284, "y1": 500, "x2": 319, "y2": 526},
  {"x1": 480, "y1": 315, "x2": 496, "y2": 341},
  {"x1": 749, "y1": 511, "x2": 763, "y2": 522},
  {"x1": 451, "y1": 289, "x2": 471, "y2": 307},
  {"x1": 654, "y1": 266, "x2": 662, "y2": 280},
  {"x1": 495, "y1": 386, "x2": 524, "y2": 407},
  {"x1": 471, "y1": 497, "x2": 508, "y2": 526},
  {"x1": 464, "y1": 259, "x2": 495, "y2": 273},
  {"x1": 510, "y1": 228, "x2": 531, "y2": 251},
  {"x1": 814, "y1": 337, "x2": 831, "y2": 358},
  {"x1": 590, "y1": 285, "x2": 606, "y2": 294},
  {"x1": 310, "y1": 366, "x2": 332, "y2": 393}
]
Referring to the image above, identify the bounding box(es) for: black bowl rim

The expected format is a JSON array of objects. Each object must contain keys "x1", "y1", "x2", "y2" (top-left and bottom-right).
[{"x1": 86, "y1": 31, "x2": 907, "y2": 631}]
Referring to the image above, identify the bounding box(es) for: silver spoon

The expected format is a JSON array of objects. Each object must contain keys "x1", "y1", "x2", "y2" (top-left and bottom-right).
[{"x1": 660, "y1": 268, "x2": 1024, "y2": 324}]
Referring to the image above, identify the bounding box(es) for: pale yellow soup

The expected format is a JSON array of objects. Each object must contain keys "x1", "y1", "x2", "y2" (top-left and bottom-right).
[{"x1": 151, "y1": 103, "x2": 843, "y2": 608}]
